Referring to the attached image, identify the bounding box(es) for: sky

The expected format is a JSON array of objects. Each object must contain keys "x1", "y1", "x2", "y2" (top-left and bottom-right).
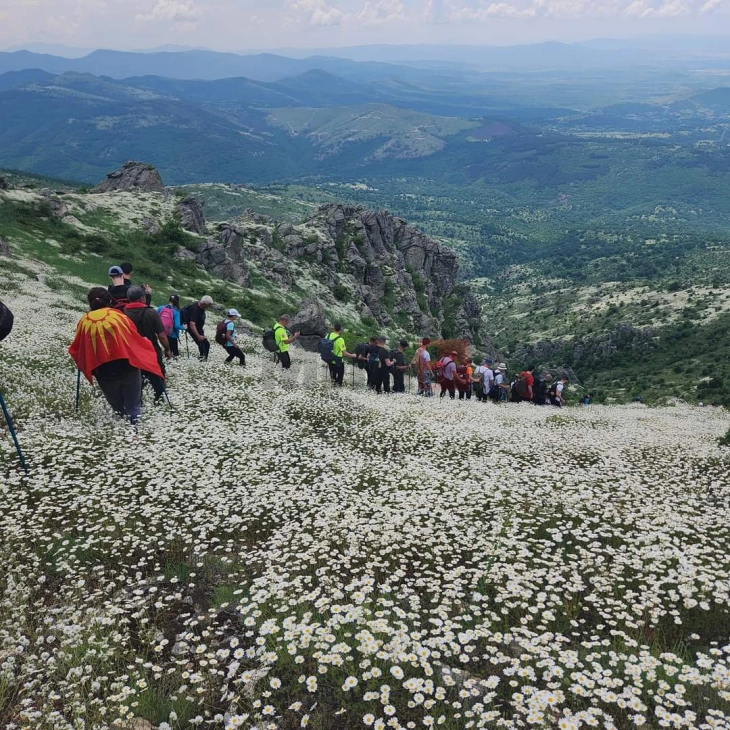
[{"x1": 1, "y1": 0, "x2": 729, "y2": 52}]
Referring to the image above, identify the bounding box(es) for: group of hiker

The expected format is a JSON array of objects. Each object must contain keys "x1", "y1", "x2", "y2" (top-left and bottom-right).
[{"x1": 4, "y1": 262, "x2": 571, "y2": 428}]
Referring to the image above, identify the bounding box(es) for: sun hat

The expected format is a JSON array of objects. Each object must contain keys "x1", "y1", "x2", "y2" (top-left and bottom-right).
[
  {"x1": 498, "y1": 362, "x2": 507, "y2": 370},
  {"x1": 227, "y1": 308, "x2": 241, "y2": 317},
  {"x1": 108, "y1": 265, "x2": 124, "y2": 276}
]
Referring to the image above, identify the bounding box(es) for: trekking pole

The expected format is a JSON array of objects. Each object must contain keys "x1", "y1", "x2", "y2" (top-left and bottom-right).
[
  {"x1": 163, "y1": 389, "x2": 174, "y2": 412},
  {"x1": 352, "y1": 361, "x2": 355, "y2": 388},
  {"x1": 184, "y1": 332, "x2": 190, "y2": 359},
  {"x1": 0, "y1": 390, "x2": 29, "y2": 475},
  {"x1": 75, "y1": 369, "x2": 81, "y2": 412}
]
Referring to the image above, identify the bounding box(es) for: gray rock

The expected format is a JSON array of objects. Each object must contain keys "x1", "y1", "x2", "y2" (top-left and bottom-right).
[
  {"x1": 176, "y1": 196, "x2": 206, "y2": 234},
  {"x1": 45, "y1": 196, "x2": 68, "y2": 219},
  {"x1": 0, "y1": 236, "x2": 9, "y2": 254},
  {"x1": 291, "y1": 298, "x2": 327, "y2": 351},
  {"x1": 92, "y1": 161, "x2": 165, "y2": 194},
  {"x1": 196, "y1": 237, "x2": 249, "y2": 287},
  {"x1": 141, "y1": 217, "x2": 161, "y2": 235},
  {"x1": 0, "y1": 176, "x2": 10, "y2": 191}
]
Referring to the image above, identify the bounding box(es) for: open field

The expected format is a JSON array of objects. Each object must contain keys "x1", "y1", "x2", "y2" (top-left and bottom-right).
[{"x1": 1, "y1": 267, "x2": 730, "y2": 729}]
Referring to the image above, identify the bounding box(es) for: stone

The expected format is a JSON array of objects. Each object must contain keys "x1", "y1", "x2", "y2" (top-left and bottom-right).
[
  {"x1": 92, "y1": 161, "x2": 165, "y2": 194},
  {"x1": 176, "y1": 196, "x2": 206, "y2": 234},
  {"x1": 62, "y1": 215, "x2": 82, "y2": 227},
  {"x1": 0, "y1": 176, "x2": 10, "y2": 190},
  {"x1": 45, "y1": 196, "x2": 68, "y2": 219},
  {"x1": 0, "y1": 236, "x2": 9, "y2": 255},
  {"x1": 291, "y1": 297, "x2": 327, "y2": 352},
  {"x1": 141, "y1": 217, "x2": 161, "y2": 235}
]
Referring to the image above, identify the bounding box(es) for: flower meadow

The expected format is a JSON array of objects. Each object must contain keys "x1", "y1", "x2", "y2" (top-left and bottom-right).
[{"x1": 2, "y1": 269, "x2": 730, "y2": 730}]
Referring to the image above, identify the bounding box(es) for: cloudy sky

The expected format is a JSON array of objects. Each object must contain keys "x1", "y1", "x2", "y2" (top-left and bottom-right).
[{"x1": 1, "y1": 0, "x2": 729, "y2": 52}]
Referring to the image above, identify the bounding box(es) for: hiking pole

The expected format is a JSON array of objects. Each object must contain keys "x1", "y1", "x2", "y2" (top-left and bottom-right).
[
  {"x1": 352, "y1": 361, "x2": 355, "y2": 388},
  {"x1": 0, "y1": 390, "x2": 29, "y2": 475},
  {"x1": 163, "y1": 389, "x2": 174, "y2": 412},
  {"x1": 75, "y1": 369, "x2": 81, "y2": 412},
  {"x1": 184, "y1": 332, "x2": 190, "y2": 359}
]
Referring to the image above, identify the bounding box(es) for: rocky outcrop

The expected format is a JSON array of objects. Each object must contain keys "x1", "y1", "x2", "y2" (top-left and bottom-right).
[
  {"x1": 0, "y1": 236, "x2": 9, "y2": 255},
  {"x1": 193, "y1": 204, "x2": 485, "y2": 342},
  {"x1": 291, "y1": 298, "x2": 327, "y2": 351},
  {"x1": 176, "y1": 196, "x2": 206, "y2": 234},
  {"x1": 92, "y1": 162, "x2": 165, "y2": 194},
  {"x1": 513, "y1": 323, "x2": 657, "y2": 378},
  {"x1": 0, "y1": 176, "x2": 10, "y2": 191},
  {"x1": 43, "y1": 195, "x2": 68, "y2": 219}
]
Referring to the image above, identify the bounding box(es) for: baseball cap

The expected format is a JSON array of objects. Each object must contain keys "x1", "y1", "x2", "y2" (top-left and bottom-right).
[
  {"x1": 108, "y1": 265, "x2": 124, "y2": 276},
  {"x1": 227, "y1": 308, "x2": 241, "y2": 317}
]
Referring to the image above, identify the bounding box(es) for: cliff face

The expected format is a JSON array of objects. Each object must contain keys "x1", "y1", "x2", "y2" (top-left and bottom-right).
[{"x1": 197, "y1": 204, "x2": 485, "y2": 343}]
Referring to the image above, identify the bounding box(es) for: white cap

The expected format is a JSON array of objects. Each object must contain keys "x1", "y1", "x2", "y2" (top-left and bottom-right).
[{"x1": 227, "y1": 308, "x2": 240, "y2": 317}]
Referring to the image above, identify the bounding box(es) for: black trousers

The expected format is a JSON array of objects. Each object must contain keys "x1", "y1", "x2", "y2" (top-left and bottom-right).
[
  {"x1": 169, "y1": 337, "x2": 179, "y2": 358},
  {"x1": 197, "y1": 337, "x2": 210, "y2": 361},
  {"x1": 329, "y1": 360, "x2": 344, "y2": 385},
  {"x1": 278, "y1": 351, "x2": 291, "y2": 369},
  {"x1": 440, "y1": 380, "x2": 456, "y2": 399},
  {"x1": 375, "y1": 369, "x2": 390, "y2": 394},
  {"x1": 393, "y1": 371, "x2": 405, "y2": 393},
  {"x1": 225, "y1": 345, "x2": 246, "y2": 365}
]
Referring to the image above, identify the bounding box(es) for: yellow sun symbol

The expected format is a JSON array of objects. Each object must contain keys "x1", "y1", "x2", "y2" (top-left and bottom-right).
[{"x1": 77, "y1": 308, "x2": 132, "y2": 355}]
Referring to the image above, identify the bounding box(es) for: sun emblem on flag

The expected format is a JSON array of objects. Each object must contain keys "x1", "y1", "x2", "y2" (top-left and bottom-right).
[{"x1": 77, "y1": 308, "x2": 132, "y2": 354}]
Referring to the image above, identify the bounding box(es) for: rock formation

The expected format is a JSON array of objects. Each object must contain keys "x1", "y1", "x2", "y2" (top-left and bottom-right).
[
  {"x1": 291, "y1": 298, "x2": 327, "y2": 352},
  {"x1": 92, "y1": 162, "x2": 165, "y2": 194},
  {"x1": 195, "y1": 204, "x2": 486, "y2": 344},
  {"x1": 0, "y1": 176, "x2": 10, "y2": 191},
  {"x1": 0, "y1": 236, "x2": 9, "y2": 255},
  {"x1": 176, "y1": 196, "x2": 206, "y2": 234}
]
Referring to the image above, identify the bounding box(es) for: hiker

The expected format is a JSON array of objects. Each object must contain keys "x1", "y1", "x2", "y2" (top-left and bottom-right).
[
  {"x1": 121, "y1": 262, "x2": 152, "y2": 305},
  {"x1": 552, "y1": 376, "x2": 568, "y2": 407},
  {"x1": 0, "y1": 300, "x2": 13, "y2": 342},
  {"x1": 413, "y1": 337, "x2": 433, "y2": 396},
  {"x1": 107, "y1": 265, "x2": 131, "y2": 309},
  {"x1": 157, "y1": 294, "x2": 182, "y2": 358},
  {"x1": 457, "y1": 358, "x2": 473, "y2": 400},
  {"x1": 372, "y1": 336, "x2": 395, "y2": 394},
  {"x1": 491, "y1": 363, "x2": 508, "y2": 402},
  {"x1": 439, "y1": 351, "x2": 458, "y2": 400},
  {"x1": 274, "y1": 314, "x2": 300, "y2": 370},
  {"x1": 514, "y1": 365, "x2": 535, "y2": 403},
  {"x1": 184, "y1": 295, "x2": 214, "y2": 361},
  {"x1": 392, "y1": 340, "x2": 409, "y2": 393},
  {"x1": 365, "y1": 336, "x2": 379, "y2": 389},
  {"x1": 473, "y1": 358, "x2": 494, "y2": 402},
  {"x1": 218, "y1": 309, "x2": 246, "y2": 367},
  {"x1": 69, "y1": 288, "x2": 163, "y2": 425},
  {"x1": 324, "y1": 323, "x2": 354, "y2": 386},
  {"x1": 124, "y1": 286, "x2": 171, "y2": 404},
  {"x1": 532, "y1": 372, "x2": 551, "y2": 406}
]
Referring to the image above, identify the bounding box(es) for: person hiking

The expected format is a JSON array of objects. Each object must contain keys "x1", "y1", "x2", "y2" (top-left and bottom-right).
[
  {"x1": 274, "y1": 314, "x2": 300, "y2": 370},
  {"x1": 124, "y1": 286, "x2": 171, "y2": 404},
  {"x1": 364, "y1": 336, "x2": 379, "y2": 389},
  {"x1": 219, "y1": 309, "x2": 246, "y2": 367},
  {"x1": 157, "y1": 294, "x2": 182, "y2": 358},
  {"x1": 372, "y1": 336, "x2": 394, "y2": 394},
  {"x1": 532, "y1": 372, "x2": 551, "y2": 406},
  {"x1": 473, "y1": 358, "x2": 494, "y2": 402},
  {"x1": 107, "y1": 265, "x2": 131, "y2": 310},
  {"x1": 439, "y1": 351, "x2": 458, "y2": 400},
  {"x1": 392, "y1": 340, "x2": 409, "y2": 393},
  {"x1": 121, "y1": 262, "x2": 152, "y2": 305},
  {"x1": 552, "y1": 376, "x2": 568, "y2": 407},
  {"x1": 413, "y1": 337, "x2": 433, "y2": 396},
  {"x1": 325, "y1": 323, "x2": 354, "y2": 386},
  {"x1": 514, "y1": 366, "x2": 535, "y2": 403},
  {"x1": 0, "y1": 299, "x2": 13, "y2": 342},
  {"x1": 69, "y1": 288, "x2": 163, "y2": 425},
  {"x1": 183, "y1": 295, "x2": 214, "y2": 361},
  {"x1": 493, "y1": 363, "x2": 509, "y2": 402}
]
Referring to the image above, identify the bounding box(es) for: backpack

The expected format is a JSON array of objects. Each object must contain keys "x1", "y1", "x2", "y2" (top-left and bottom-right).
[
  {"x1": 368, "y1": 348, "x2": 380, "y2": 366},
  {"x1": 180, "y1": 303, "x2": 195, "y2": 326},
  {"x1": 0, "y1": 300, "x2": 14, "y2": 342},
  {"x1": 319, "y1": 335, "x2": 342, "y2": 364},
  {"x1": 110, "y1": 294, "x2": 129, "y2": 312},
  {"x1": 215, "y1": 320, "x2": 230, "y2": 347},
  {"x1": 434, "y1": 357, "x2": 450, "y2": 384},
  {"x1": 262, "y1": 326, "x2": 280, "y2": 353},
  {"x1": 158, "y1": 305, "x2": 175, "y2": 337},
  {"x1": 516, "y1": 375, "x2": 530, "y2": 398},
  {"x1": 354, "y1": 342, "x2": 369, "y2": 370}
]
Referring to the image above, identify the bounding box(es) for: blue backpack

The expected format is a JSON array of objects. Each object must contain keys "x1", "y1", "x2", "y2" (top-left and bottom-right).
[{"x1": 319, "y1": 334, "x2": 342, "y2": 364}]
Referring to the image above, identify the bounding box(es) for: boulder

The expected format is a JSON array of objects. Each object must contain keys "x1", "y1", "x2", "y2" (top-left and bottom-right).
[
  {"x1": 0, "y1": 176, "x2": 10, "y2": 191},
  {"x1": 195, "y1": 238, "x2": 249, "y2": 287},
  {"x1": 92, "y1": 161, "x2": 165, "y2": 194},
  {"x1": 176, "y1": 196, "x2": 206, "y2": 234},
  {"x1": 45, "y1": 196, "x2": 68, "y2": 219},
  {"x1": 291, "y1": 297, "x2": 327, "y2": 352},
  {"x1": 141, "y1": 217, "x2": 161, "y2": 235},
  {"x1": 0, "y1": 236, "x2": 9, "y2": 255}
]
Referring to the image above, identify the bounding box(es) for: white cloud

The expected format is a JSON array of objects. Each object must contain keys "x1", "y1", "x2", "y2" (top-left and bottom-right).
[
  {"x1": 288, "y1": 0, "x2": 344, "y2": 26},
  {"x1": 136, "y1": 0, "x2": 201, "y2": 24},
  {"x1": 357, "y1": 0, "x2": 406, "y2": 25},
  {"x1": 623, "y1": 0, "x2": 688, "y2": 15},
  {"x1": 450, "y1": 2, "x2": 536, "y2": 20},
  {"x1": 700, "y1": 0, "x2": 724, "y2": 12}
]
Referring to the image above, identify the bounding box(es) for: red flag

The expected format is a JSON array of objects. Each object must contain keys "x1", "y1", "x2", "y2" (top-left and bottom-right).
[{"x1": 69, "y1": 307, "x2": 164, "y2": 383}]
